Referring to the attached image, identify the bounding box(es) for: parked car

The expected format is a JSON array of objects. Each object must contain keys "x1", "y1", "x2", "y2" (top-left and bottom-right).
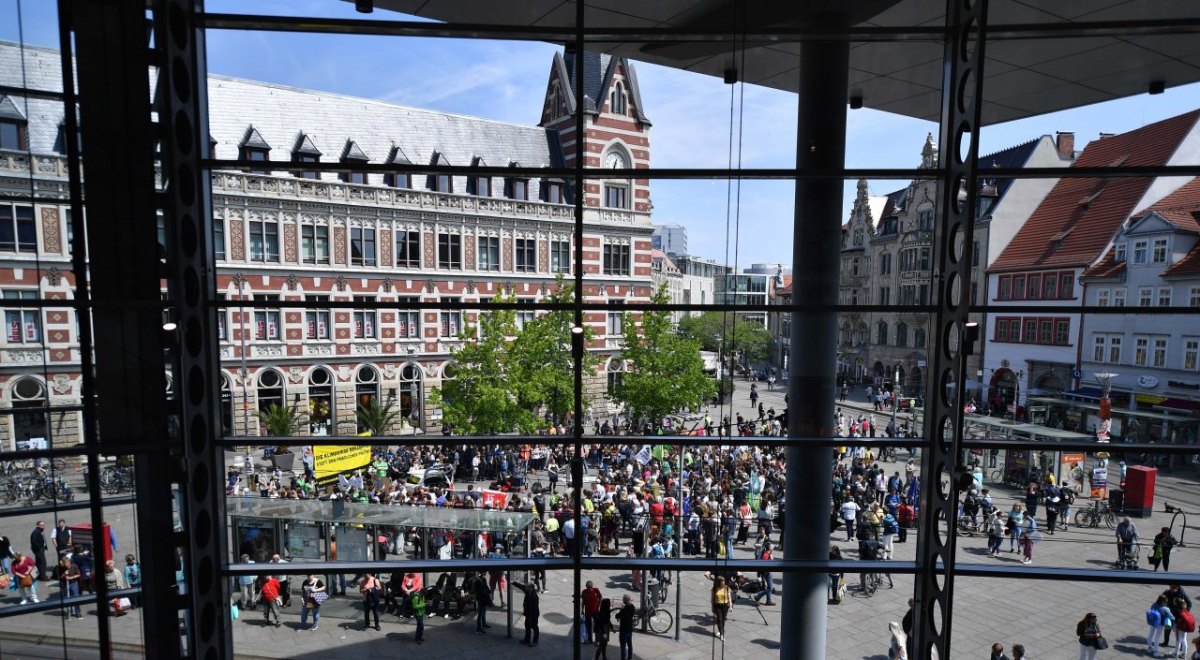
[{"x1": 405, "y1": 464, "x2": 455, "y2": 492}]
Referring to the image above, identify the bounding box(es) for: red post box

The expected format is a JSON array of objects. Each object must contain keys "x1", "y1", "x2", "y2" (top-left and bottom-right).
[
  {"x1": 1123, "y1": 465, "x2": 1157, "y2": 518},
  {"x1": 69, "y1": 523, "x2": 114, "y2": 564}
]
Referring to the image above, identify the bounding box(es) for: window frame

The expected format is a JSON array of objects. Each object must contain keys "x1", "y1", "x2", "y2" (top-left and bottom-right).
[
  {"x1": 248, "y1": 217, "x2": 280, "y2": 263},
  {"x1": 350, "y1": 226, "x2": 377, "y2": 267},
  {"x1": 477, "y1": 235, "x2": 501, "y2": 272},
  {"x1": 514, "y1": 237, "x2": 537, "y2": 273},
  {"x1": 437, "y1": 233, "x2": 462, "y2": 270},
  {"x1": 395, "y1": 230, "x2": 420, "y2": 268},
  {"x1": 602, "y1": 241, "x2": 631, "y2": 276},
  {"x1": 0, "y1": 204, "x2": 37, "y2": 253},
  {"x1": 3, "y1": 290, "x2": 42, "y2": 344}
]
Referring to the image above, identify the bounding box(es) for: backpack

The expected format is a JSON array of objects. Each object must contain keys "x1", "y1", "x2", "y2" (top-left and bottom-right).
[
  {"x1": 1147, "y1": 607, "x2": 1163, "y2": 627},
  {"x1": 1180, "y1": 610, "x2": 1196, "y2": 633},
  {"x1": 882, "y1": 516, "x2": 898, "y2": 535}
]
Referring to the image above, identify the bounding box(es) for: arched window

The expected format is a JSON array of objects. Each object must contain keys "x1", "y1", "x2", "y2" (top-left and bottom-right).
[
  {"x1": 256, "y1": 369, "x2": 285, "y2": 434},
  {"x1": 914, "y1": 328, "x2": 927, "y2": 348},
  {"x1": 308, "y1": 367, "x2": 334, "y2": 436},
  {"x1": 606, "y1": 358, "x2": 624, "y2": 396},
  {"x1": 609, "y1": 81, "x2": 627, "y2": 115},
  {"x1": 355, "y1": 365, "x2": 379, "y2": 433},
  {"x1": 11, "y1": 376, "x2": 47, "y2": 442},
  {"x1": 220, "y1": 375, "x2": 233, "y2": 437},
  {"x1": 399, "y1": 363, "x2": 423, "y2": 428},
  {"x1": 896, "y1": 322, "x2": 908, "y2": 347},
  {"x1": 876, "y1": 321, "x2": 888, "y2": 346}
]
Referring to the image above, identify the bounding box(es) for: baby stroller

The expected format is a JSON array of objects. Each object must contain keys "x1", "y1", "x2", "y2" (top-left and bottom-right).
[{"x1": 1117, "y1": 542, "x2": 1140, "y2": 570}]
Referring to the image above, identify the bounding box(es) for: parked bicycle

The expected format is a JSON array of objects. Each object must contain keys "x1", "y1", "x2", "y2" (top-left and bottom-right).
[
  {"x1": 1074, "y1": 499, "x2": 1117, "y2": 529},
  {"x1": 637, "y1": 603, "x2": 673, "y2": 634}
]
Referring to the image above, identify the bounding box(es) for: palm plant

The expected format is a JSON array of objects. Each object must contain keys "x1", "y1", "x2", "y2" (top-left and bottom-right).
[
  {"x1": 257, "y1": 404, "x2": 301, "y2": 455},
  {"x1": 356, "y1": 398, "x2": 401, "y2": 436}
]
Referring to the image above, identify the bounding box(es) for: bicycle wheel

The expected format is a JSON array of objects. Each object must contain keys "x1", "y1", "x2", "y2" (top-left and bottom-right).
[
  {"x1": 1102, "y1": 511, "x2": 1118, "y2": 530},
  {"x1": 1073, "y1": 510, "x2": 1094, "y2": 528},
  {"x1": 990, "y1": 469, "x2": 1004, "y2": 485},
  {"x1": 648, "y1": 608, "x2": 673, "y2": 634}
]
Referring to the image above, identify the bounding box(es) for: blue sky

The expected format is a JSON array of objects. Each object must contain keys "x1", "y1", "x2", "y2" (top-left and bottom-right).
[{"x1": 5, "y1": 0, "x2": 1200, "y2": 268}]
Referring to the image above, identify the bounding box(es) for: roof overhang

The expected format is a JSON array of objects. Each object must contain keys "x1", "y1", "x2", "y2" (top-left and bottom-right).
[{"x1": 367, "y1": 0, "x2": 1200, "y2": 126}]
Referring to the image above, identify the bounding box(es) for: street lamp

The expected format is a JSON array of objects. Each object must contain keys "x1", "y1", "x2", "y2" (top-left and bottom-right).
[{"x1": 890, "y1": 364, "x2": 901, "y2": 437}]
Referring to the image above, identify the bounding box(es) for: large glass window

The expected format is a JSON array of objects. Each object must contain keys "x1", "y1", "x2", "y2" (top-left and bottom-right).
[
  {"x1": 603, "y1": 241, "x2": 630, "y2": 276},
  {"x1": 438, "y1": 233, "x2": 461, "y2": 269},
  {"x1": 550, "y1": 239, "x2": 571, "y2": 273},
  {"x1": 477, "y1": 236, "x2": 500, "y2": 271},
  {"x1": 3, "y1": 290, "x2": 41, "y2": 344},
  {"x1": 514, "y1": 238, "x2": 536, "y2": 272},
  {"x1": 0, "y1": 205, "x2": 36, "y2": 253},
  {"x1": 248, "y1": 218, "x2": 279, "y2": 262},
  {"x1": 395, "y1": 230, "x2": 420, "y2": 267},
  {"x1": 301, "y1": 221, "x2": 330, "y2": 264},
  {"x1": 353, "y1": 296, "x2": 376, "y2": 339},
  {"x1": 350, "y1": 227, "x2": 376, "y2": 267}
]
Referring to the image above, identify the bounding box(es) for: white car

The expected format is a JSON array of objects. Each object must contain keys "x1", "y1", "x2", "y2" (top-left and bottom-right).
[{"x1": 404, "y1": 465, "x2": 454, "y2": 492}]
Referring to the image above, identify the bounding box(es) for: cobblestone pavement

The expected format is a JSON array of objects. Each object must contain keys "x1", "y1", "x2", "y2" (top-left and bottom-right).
[{"x1": 2, "y1": 379, "x2": 1199, "y2": 658}]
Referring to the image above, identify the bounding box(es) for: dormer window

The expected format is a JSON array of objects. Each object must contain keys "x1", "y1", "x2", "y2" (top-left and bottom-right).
[
  {"x1": 238, "y1": 126, "x2": 272, "y2": 173},
  {"x1": 544, "y1": 180, "x2": 564, "y2": 204},
  {"x1": 340, "y1": 139, "x2": 370, "y2": 185},
  {"x1": 610, "y1": 81, "x2": 627, "y2": 116},
  {"x1": 430, "y1": 152, "x2": 452, "y2": 193},
  {"x1": 1115, "y1": 243, "x2": 1126, "y2": 262},
  {"x1": 384, "y1": 146, "x2": 412, "y2": 188},
  {"x1": 1132, "y1": 239, "x2": 1148, "y2": 264},
  {"x1": 0, "y1": 96, "x2": 27, "y2": 151},
  {"x1": 508, "y1": 178, "x2": 528, "y2": 201},
  {"x1": 468, "y1": 157, "x2": 491, "y2": 197},
  {"x1": 1152, "y1": 237, "x2": 1168, "y2": 264},
  {"x1": 292, "y1": 133, "x2": 322, "y2": 180}
]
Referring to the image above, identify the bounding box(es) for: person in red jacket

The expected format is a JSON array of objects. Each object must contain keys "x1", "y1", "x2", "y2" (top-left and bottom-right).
[
  {"x1": 896, "y1": 498, "x2": 916, "y2": 544},
  {"x1": 259, "y1": 575, "x2": 282, "y2": 627},
  {"x1": 582, "y1": 581, "x2": 603, "y2": 644}
]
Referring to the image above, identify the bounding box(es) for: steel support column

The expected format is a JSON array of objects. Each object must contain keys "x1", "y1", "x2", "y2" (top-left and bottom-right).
[
  {"x1": 153, "y1": 0, "x2": 232, "y2": 657},
  {"x1": 67, "y1": 0, "x2": 180, "y2": 656},
  {"x1": 911, "y1": 1, "x2": 989, "y2": 658},
  {"x1": 783, "y1": 35, "x2": 849, "y2": 660}
]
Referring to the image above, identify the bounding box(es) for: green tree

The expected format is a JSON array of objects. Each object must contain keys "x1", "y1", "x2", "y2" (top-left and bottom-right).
[
  {"x1": 355, "y1": 398, "x2": 401, "y2": 436},
  {"x1": 432, "y1": 295, "x2": 544, "y2": 435},
  {"x1": 678, "y1": 311, "x2": 773, "y2": 366},
  {"x1": 614, "y1": 286, "x2": 715, "y2": 424},
  {"x1": 507, "y1": 275, "x2": 602, "y2": 424}
]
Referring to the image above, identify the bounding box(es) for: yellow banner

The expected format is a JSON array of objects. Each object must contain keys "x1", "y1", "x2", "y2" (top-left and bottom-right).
[{"x1": 313, "y1": 444, "x2": 372, "y2": 486}]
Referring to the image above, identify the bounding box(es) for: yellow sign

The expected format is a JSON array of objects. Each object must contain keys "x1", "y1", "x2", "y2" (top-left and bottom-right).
[{"x1": 313, "y1": 444, "x2": 372, "y2": 486}]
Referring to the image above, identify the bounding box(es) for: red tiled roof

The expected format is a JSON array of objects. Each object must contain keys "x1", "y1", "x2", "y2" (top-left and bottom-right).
[
  {"x1": 989, "y1": 109, "x2": 1200, "y2": 273},
  {"x1": 1079, "y1": 248, "x2": 1126, "y2": 279},
  {"x1": 1136, "y1": 176, "x2": 1200, "y2": 233},
  {"x1": 1163, "y1": 240, "x2": 1200, "y2": 277}
]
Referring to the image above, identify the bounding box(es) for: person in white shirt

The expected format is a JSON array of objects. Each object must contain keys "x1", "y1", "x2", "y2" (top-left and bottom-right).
[{"x1": 841, "y1": 500, "x2": 861, "y2": 541}]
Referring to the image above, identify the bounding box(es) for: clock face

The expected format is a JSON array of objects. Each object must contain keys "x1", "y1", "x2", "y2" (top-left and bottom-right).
[{"x1": 605, "y1": 152, "x2": 627, "y2": 169}]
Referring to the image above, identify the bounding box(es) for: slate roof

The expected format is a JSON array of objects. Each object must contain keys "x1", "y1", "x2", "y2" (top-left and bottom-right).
[
  {"x1": 976, "y1": 137, "x2": 1045, "y2": 215},
  {"x1": 989, "y1": 109, "x2": 1200, "y2": 273},
  {"x1": 0, "y1": 40, "x2": 567, "y2": 200},
  {"x1": 559, "y1": 48, "x2": 651, "y2": 125}
]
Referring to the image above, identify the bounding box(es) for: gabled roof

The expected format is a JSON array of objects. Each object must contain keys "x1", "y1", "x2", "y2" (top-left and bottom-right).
[
  {"x1": 989, "y1": 109, "x2": 1200, "y2": 273},
  {"x1": 975, "y1": 137, "x2": 1045, "y2": 214},
  {"x1": 431, "y1": 151, "x2": 450, "y2": 166},
  {"x1": 240, "y1": 125, "x2": 271, "y2": 150},
  {"x1": 563, "y1": 47, "x2": 611, "y2": 115},
  {"x1": 385, "y1": 145, "x2": 412, "y2": 165},
  {"x1": 0, "y1": 95, "x2": 25, "y2": 121},
  {"x1": 293, "y1": 133, "x2": 322, "y2": 156},
  {"x1": 1136, "y1": 177, "x2": 1200, "y2": 234},
  {"x1": 341, "y1": 139, "x2": 368, "y2": 162}
]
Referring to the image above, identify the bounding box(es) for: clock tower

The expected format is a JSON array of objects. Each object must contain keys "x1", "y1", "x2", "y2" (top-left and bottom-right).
[{"x1": 539, "y1": 47, "x2": 652, "y2": 212}]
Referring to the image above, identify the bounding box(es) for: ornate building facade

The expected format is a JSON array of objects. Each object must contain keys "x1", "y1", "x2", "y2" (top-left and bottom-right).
[{"x1": 0, "y1": 41, "x2": 656, "y2": 447}]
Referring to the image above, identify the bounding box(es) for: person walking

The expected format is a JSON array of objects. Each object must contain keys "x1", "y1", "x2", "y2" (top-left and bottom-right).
[
  {"x1": 1152, "y1": 527, "x2": 1179, "y2": 572},
  {"x1": 260, "y1": 574, "x2": 282, "y2": 628},
  {"x1": 986, "y1": 509, "x2": 1005, "y2": 557},
  {"x1": 615, "y1": 594, "x2": 635, "y2": 660},
  {"x1": 1020, "y1": 529, "x2": 1034, "y2": 565},
  {"x1": 592, "y1": 598, "x2": 613, "y2": 659},
  {"x1": 359, "y1": 571, "x2": 382, "y2": 631},
  {"x1": 888, "y1": 620, "x2": 909, "y2": 659},
  {"x1": 753, "y1": 540, "x2": 776, "y2": 605},
  {"x1": 237, "y1": 554, "x2": 257, "y2": 610},
  {"x1": 1176, "y1": 605, "x2": 1195, "y2": 659},
  {"x1": 582, "y1": 580, "x2": 603, "y2": 644},
  {"x1": 512, "y1": 579, "x2": 540, "y2": 647},
  {"x1": 990, "y1": 642, "x2": 1009, "y2": 660},
  {"x1": 1149, "y1": 595, "x2": 1174, "y2": 658},
  {"x1": 299, "y1": 574, "x2": 326, "y2": 631},
  {"x1": 12, "y1": 552, "x2": 37, "y2": 603},
  {"x1": 1007, "y1": 504, "x2": 1024, "y2": 552},
  {"x1": 840, "y1": 498, "x2": 861, "y2": 541},
  {"x1": 1076, "y1": 612, "x2": 1104, "y2": 660},
  {"x1": 710, "y1": 575, "x2": 734, "y2": 640},
  {"x1": 410, "y1": 586, "x2": 427, "y2": 644},
  {"x1": 1116, "y1": 517, "x2": 1140, "y2": 565}
]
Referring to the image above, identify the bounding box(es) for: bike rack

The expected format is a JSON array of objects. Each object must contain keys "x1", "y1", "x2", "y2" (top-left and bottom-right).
[{"x1": 1169, "y1": 509, "x2": 1188, "y2": 547}]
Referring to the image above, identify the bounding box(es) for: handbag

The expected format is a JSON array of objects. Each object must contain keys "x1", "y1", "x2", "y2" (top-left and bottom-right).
[
  {"x1": 311, "y1": 590, "x2": 329, "y2": 605},
  {"x1": 1095, "y1": 635, "x2": 1109, "y2": 650},
  {"x1": 18, "y1": 573, "x2": 32, "y2": 588}
]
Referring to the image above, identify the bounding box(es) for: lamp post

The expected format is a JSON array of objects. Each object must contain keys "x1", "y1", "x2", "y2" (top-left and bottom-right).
[
  {"x1": 890, "y1": 364, "x2": 900, "y2": 437},
  {"x1": 1095, "y1": 372, "x2": 1118, "y2": 442}
]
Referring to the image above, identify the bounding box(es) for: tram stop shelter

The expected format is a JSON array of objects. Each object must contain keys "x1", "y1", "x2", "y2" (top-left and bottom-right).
[{"x1": 962, "y1": 414, "x2": 1096, "y2": 488}]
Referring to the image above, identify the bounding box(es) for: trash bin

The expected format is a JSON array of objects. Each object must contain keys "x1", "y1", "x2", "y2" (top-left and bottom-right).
[{"x1": 1108, "y1": 487, "x2": 1124, "y2": 513}]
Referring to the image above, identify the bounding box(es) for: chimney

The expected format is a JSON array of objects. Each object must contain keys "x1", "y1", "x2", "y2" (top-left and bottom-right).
[{"x1": 1055, "y1": 131, "x2": 1074, "y2": 159}]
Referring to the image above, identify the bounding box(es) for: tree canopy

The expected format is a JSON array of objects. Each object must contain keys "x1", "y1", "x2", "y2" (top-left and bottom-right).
[
  {"x1": 613, "y1": 286, "x2": 715, "y2": 424},
  {"x1": 677, "y1": 311, "x2": 773, "y2": 365}
]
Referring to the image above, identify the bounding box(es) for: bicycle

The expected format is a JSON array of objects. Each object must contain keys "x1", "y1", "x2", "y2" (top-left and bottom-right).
[
  {"x1": 861, "y1": 571, "x2": 893, "y2": 597},
  {"x1": 1074, "y1": 500, "x2": 1117, "y2": 530},
  {"x1": 637, "y1": 604, "x2": 673, "y2": 634},
  {"x1": 956, "y1": 513, "x2": 980, "y2": 536}
]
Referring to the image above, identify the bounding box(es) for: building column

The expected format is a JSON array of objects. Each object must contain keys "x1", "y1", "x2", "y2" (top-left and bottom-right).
[{"x1": 782, "y1": 37, "x2": 849, "y2": 660}]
